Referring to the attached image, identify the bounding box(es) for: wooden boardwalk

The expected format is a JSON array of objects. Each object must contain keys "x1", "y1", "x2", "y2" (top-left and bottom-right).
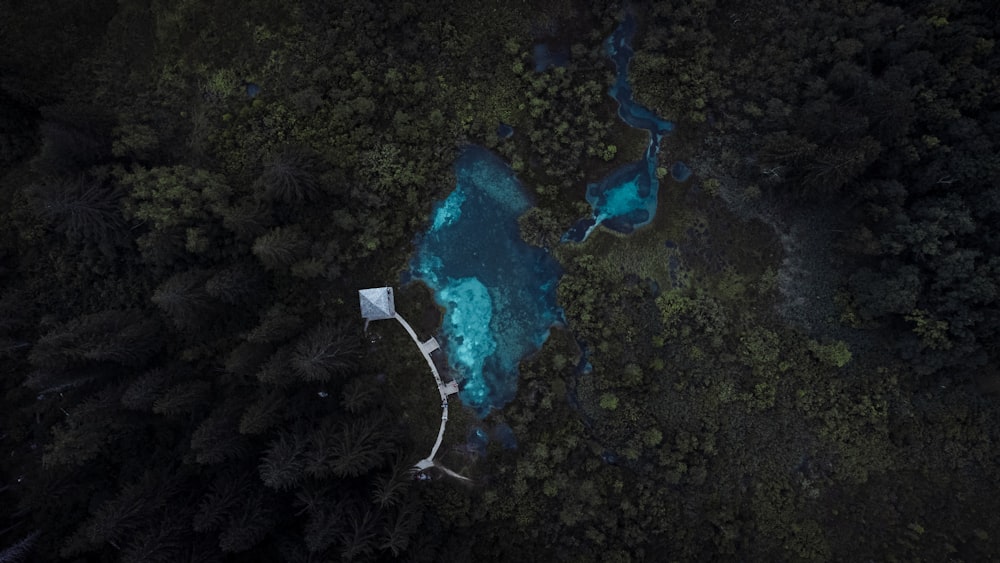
[{"x1": 390, "y1": 313, "x2": 468, "y2": 480}]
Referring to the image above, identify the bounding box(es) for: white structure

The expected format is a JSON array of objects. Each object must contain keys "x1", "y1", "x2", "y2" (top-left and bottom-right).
[
  {"x1": 358, "y1": 287, "x2": 468, "y2": 481},
  {"x1": 359, "y1": 287, "x2": 395, "y2": 330}
]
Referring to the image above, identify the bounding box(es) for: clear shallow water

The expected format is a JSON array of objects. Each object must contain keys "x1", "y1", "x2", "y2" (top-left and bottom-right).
[
  {"x1": 563, "y1": 13, "x2": 674, "y2": 242},
  {"x1": 410, "y1": 147, "x2": 563, "y2": 416}
]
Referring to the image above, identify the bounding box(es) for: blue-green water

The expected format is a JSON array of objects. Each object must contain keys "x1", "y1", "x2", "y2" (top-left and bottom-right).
[
  {"x1": 410, "y1": 147, "x2": 563, "y2": 416},
  {"x1": 564, "y1": 13, "x2": 674, "y2": 242},
  {"x1": 410, "y1": 14, "x2": 672, "y2": 415}
]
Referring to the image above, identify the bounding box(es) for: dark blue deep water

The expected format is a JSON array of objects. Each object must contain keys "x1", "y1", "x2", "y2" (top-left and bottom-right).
[{"x1": 410, "y1": 147, "x2": 563, "y2": 416}]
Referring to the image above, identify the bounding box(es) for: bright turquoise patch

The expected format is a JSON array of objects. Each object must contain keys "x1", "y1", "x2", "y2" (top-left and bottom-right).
[
  {"x1": 438, "y1": 277, "x2": 496, "y2": 407},
  {"x1": 431, "y1": 187, "x2": 467, "y2": 231}
]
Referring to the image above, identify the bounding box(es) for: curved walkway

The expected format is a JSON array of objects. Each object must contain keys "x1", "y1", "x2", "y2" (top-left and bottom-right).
[{"x1": 390, "y1": 313, "x2": 469, "y2": 481}]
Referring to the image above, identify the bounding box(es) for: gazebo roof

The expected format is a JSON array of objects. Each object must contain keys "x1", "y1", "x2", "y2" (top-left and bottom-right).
[{"x1": 358, "y1": 287, "x2": 396, "y2": 320}]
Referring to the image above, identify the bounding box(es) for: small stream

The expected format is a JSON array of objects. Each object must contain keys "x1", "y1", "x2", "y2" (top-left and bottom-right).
[{"x1": 563, "y1": 13, "x2": 674, "y2": 242}]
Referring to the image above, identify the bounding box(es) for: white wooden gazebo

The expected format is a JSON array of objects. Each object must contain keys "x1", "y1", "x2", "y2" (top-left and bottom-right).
[{"x1": 359, "y1": 286, "x2": 395, "y2": 327}]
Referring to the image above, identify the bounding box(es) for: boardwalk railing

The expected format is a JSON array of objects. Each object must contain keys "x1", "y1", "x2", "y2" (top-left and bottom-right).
[{"x1": 386, "y1": 313, "x2": 469, "y2": 481}]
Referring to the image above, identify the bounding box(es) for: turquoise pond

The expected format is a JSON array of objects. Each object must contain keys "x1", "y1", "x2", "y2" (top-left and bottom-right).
[
  {"x1": 409, "y1": 13, "x2": 672, "y2": 416},
  {"x1": 410, "y1": 147, "x2": 563, "y2": 416}
]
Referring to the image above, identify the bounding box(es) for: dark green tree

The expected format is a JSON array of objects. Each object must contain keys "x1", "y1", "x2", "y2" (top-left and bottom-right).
[
  {"x1": 120, "y1": 367, "x2": 170, "y2": 411},
  {"x1": 133, "y1": 228, "x2": 188, "y2": 268},
  {"x1": 303, "y1": 419, "x2": 338, "y2": 480},
  {"x1": 258, "y1": 432, "x2": 305, "y2": 491},
  {"x1": 330, "y1": 417, "x2": 390, "y2": 478},
  {"x1": 33, "y1": 120, "x2": 110, "y2": 176},
  {"x1": 81, "y1": 312, "x2": 162, "y2": 367},
  {"x1": 28, "y1": 175, "x2": 124, "y2": 244},
  {"x1": 118, "y1": 164, "x2": 230, "y2": 232},
  {"x1": 194, "y1": 472, "x2": 252, "y2": 534},
  {"x1": 293, "y1": 483, "x2": 331, "y2": 519},
  {"x1": 220, "y1": 199, "x2": 272, "y2": 240},
  {"x1": 218, "y1": 492, "x2": 273, "y2": 554},
  {"x1": 29, "y1": 310, "x2": 161, "y2": 370},
  {"x1": 151, "y1": 270, "x2": 214, "y2": 329},
  {"x1": 226, "y1": 341, "x2": 274, "y2": 379},
  {"x1": 256, "y1": 346, "x2": 293, "y2": 386},
  {"x1": 190, "y1": 404, "x2": 249, "y2": 465},
  {"x1": 291, "y1": 321, "x2": 360, "y2": 382},
  {"x1": 372, "y1": 457, "x2": 410, "y2": 509},
  {"x1": 380, "y1": 503, "x2": 420, "y2": 557},
  {"x1": 61, "y1": 470, "x2": 180, "y2": 557},
  {"x1": 245, "y1": 303, "x2": 303, "y2": 345},
  {"x1": 0, "y1": 92, "x2": 38, "y2": 169},
  {"x1": 119, "y1": 509, "x2": 189, "y2": 563},
  {"x1": 802, "y1": 136, "x2": 882, "y2": 194},
  {"x1": 22, "y1": 367, "x2": 104, "y2": 397},
  {"x1": 303, "y1": 506, "x2": 343, "y2": 554},
  {"x1": 0, "y1": 342, "x2": 32, "y2": 373},
  {"x1": 110, "y1": 118, "x2": 159, "y2": 160},
  {"x1": 337, "y1": 503, "x2": 378, "y2": 561},
  {"x1": 341, "y1": 376, "x2": 378, "y2": 414},
  {"x1": 848, "y1": 265, "x2": 922, "y2": 319},
  {"x1": 204, "y1": 262, "x2": 265, "y2": 305},
  {"x1": 255, "y1": 147, "x2": 320, "y2": 202},
  {"x1": 152, "y1": 380, "x2": 211, "y2": 416},
  {"x1": 517, "y1": 206, "x2": 564, "y2": 248},
  {"x1": 239, "y1": 390, "x2": 286, "y2": 435},
  {"x1": 0, "y1": 530, "x2": 40, "y2": 563},
  {"x1": 41, "y1": 387, "x2": 128, "y2": 468},
  {"x1": 252, "y1": 226, "x2": 309, "y2": 270}
]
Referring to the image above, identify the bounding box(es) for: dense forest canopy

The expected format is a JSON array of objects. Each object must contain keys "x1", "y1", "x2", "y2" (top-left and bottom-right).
[{"x1": 1, "y1": 0, "x2": 998, "y2": 561}]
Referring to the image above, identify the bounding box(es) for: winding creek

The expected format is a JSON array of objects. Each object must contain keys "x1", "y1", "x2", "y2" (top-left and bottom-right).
[
  {"x1": 563, "y1": 13, "x2": 674, "y2": 242},
  {"x1": 409, "y1": 13, "x2": 673, "y2": 417}
]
